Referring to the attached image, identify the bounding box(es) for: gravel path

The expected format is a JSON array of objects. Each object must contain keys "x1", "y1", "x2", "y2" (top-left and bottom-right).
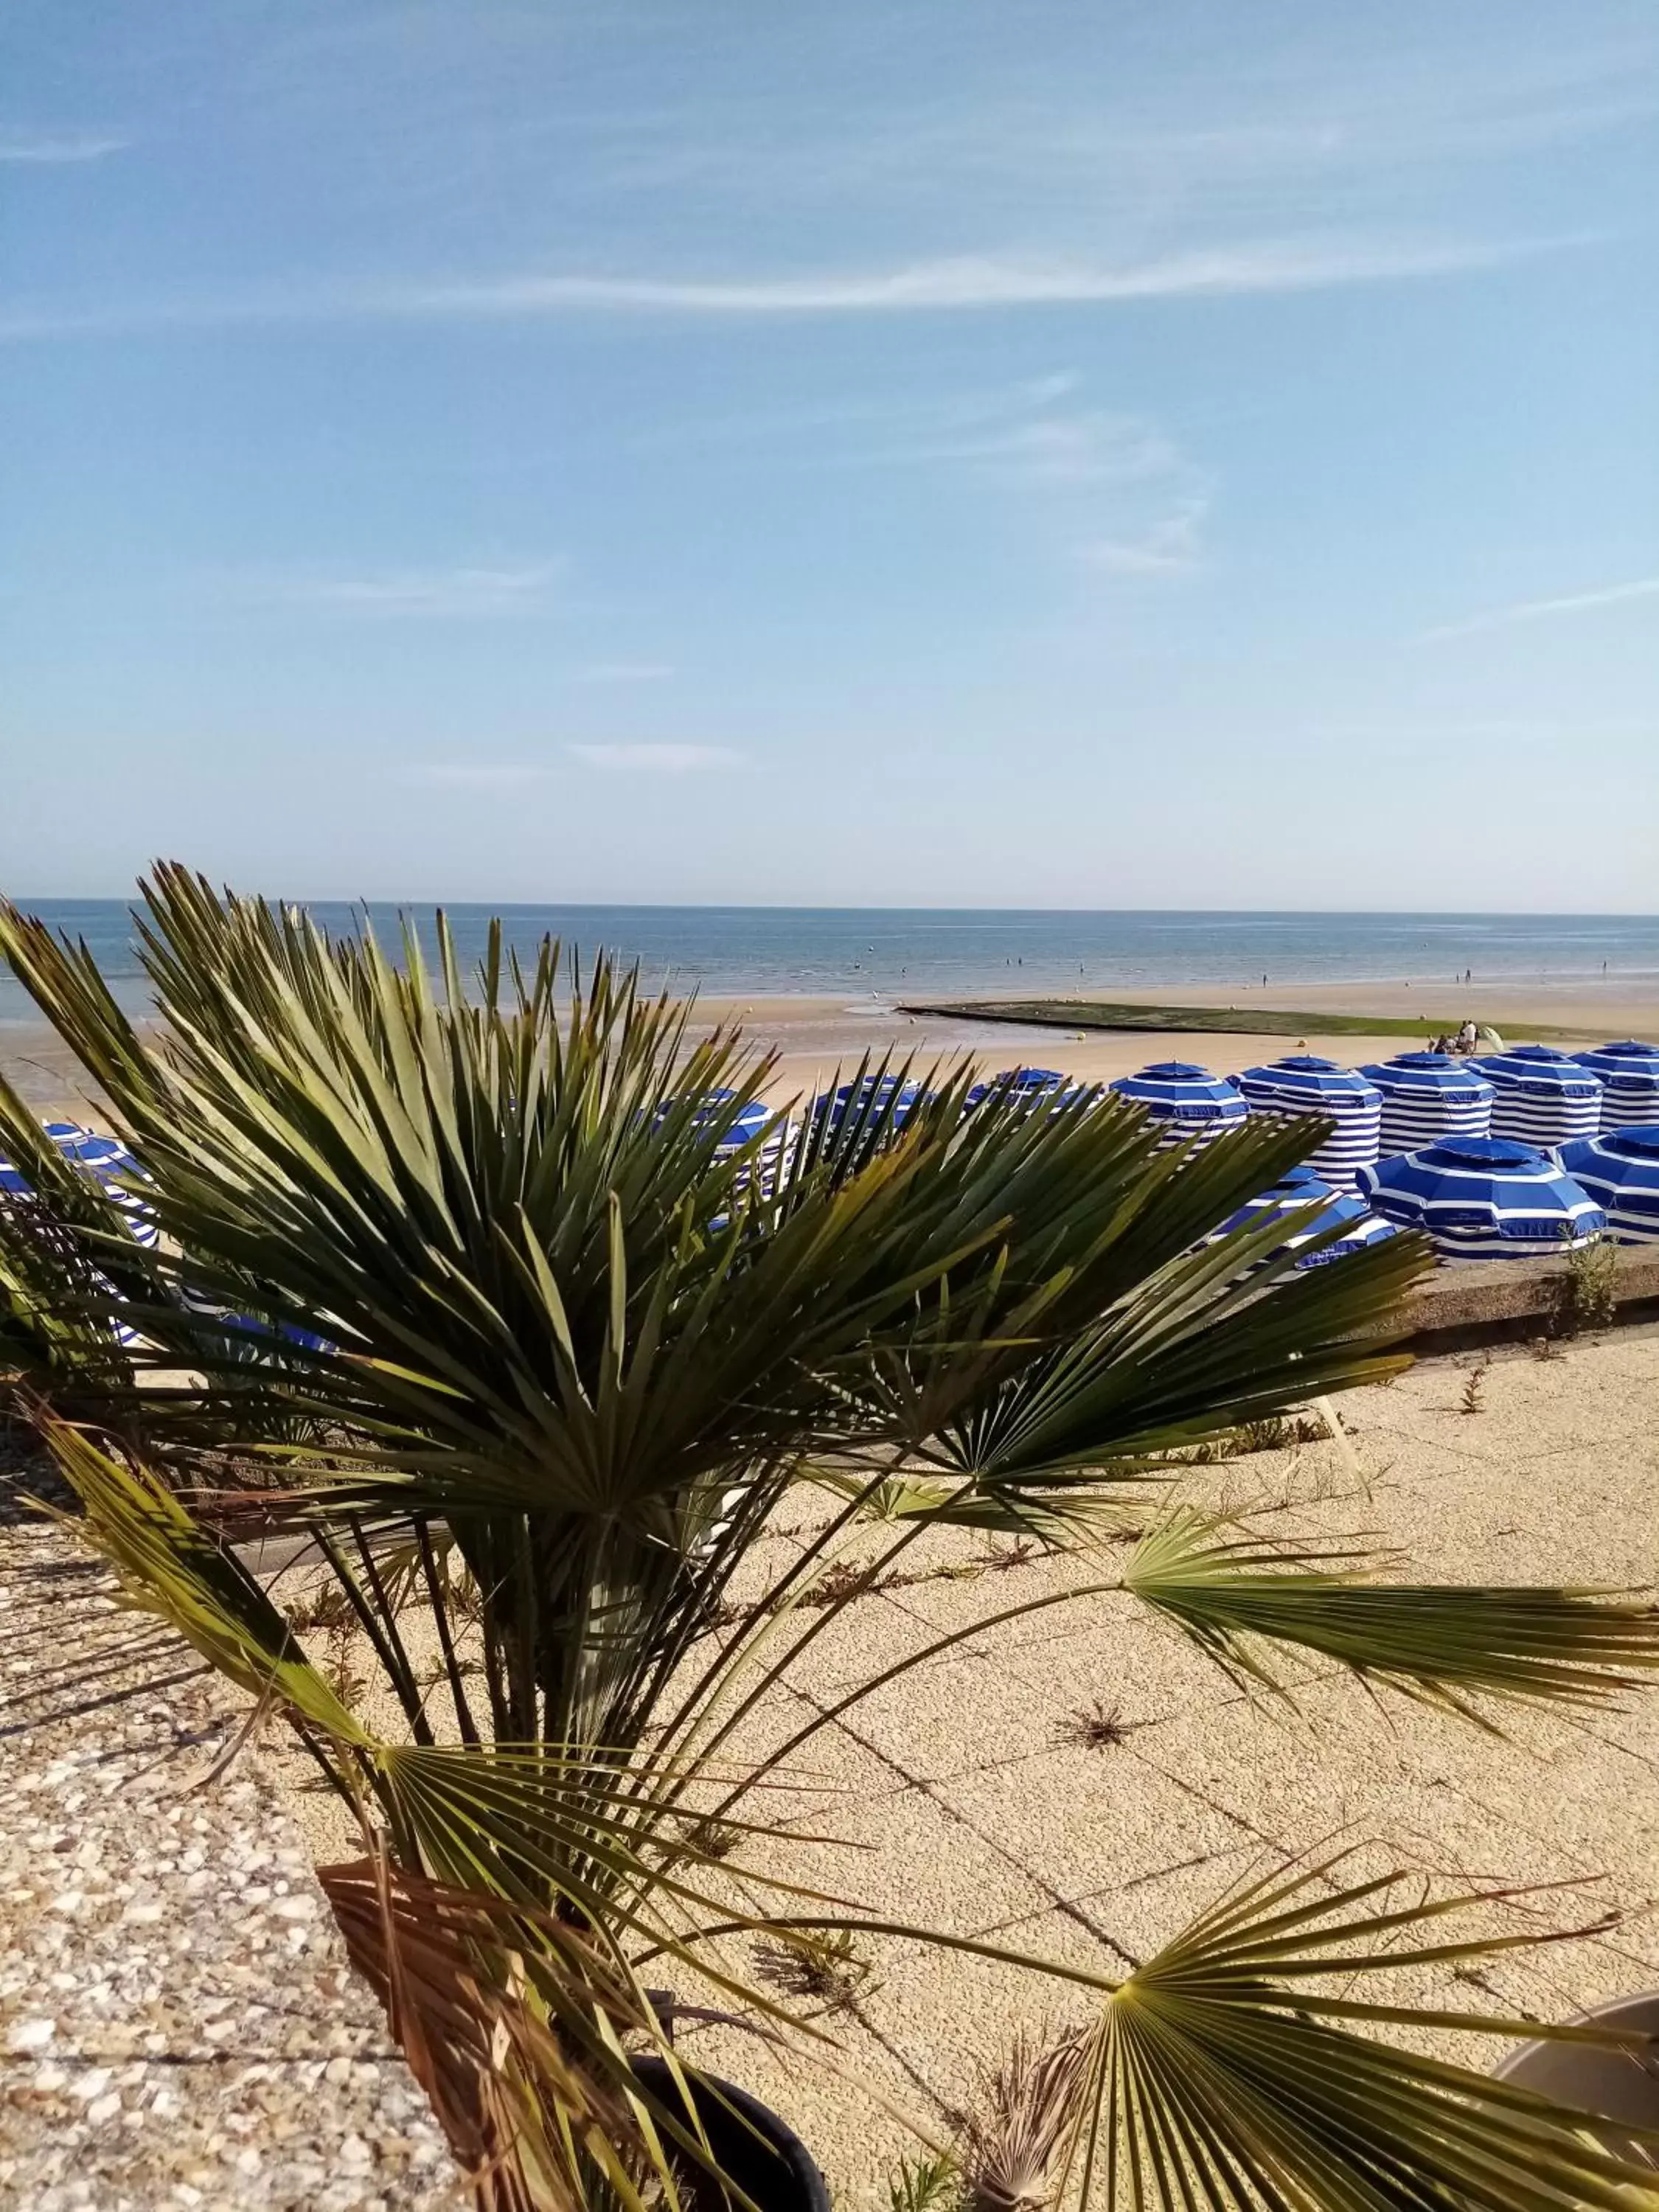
[{"x1": 0, "y1": 1459, "x2": 467, "y2": 2212}]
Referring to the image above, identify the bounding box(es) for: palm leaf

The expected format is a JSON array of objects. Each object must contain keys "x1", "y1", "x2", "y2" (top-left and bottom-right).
[
  {"x1": 1126, "y1": 1509, "x2": 1659, "y2": 1718},
  {"x1": 1072, "y1": 1853, "x2": 1659, "y2": 2211},
  {"x1": 41, "y1": 1416, "x2": 369, "y2": 1739}
]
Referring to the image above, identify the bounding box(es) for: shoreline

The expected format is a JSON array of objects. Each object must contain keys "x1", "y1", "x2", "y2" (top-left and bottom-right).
[{"x1": 5, "y1": 975, "x2": 1657, "y2": 1121}]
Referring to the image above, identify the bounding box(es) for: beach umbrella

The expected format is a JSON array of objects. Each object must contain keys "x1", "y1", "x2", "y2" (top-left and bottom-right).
[
  {"x1": 1, "y1": 1119, "x2": 159, "y2": 1251},
  {"x1": 177, "y1": 1284, "x2": 331, "y2": 1356},
  {"x1": 1574, "y1": 1041, "x2": 1659, "y2": 1133},
  {"x1": 1212, "y1": 1164, "x2": 1400, "y2": 1269},
  {"x1": 667, "y1": 1088, "x2": 784, "y2": 1155},
  {"x1": 660, "y1": 1087, "x2": 793, "y2": 1208},
  {"x1": 44, "y1": 1120, "x2": 128, "y2": 1170},
  {"x1": 0, "y1": 1122, "x2": 156, "y2": 1345},
  {"x1": 809, "y1": 1075, "x2": 933, "y2": 1135},
  {"x1": 1357, "y1": 1136, "x2": 1606, "y2": 1262},
  {"x1": 1479, "y1": 1045, "x2": 1602, "y2": 1149},
  {"x1": 964, "y1": 1065, "x2": 1077, "y2": 1111},
  {"x1": 1357, "y1": 1052, "x2": 1494, "y2": 1156},
  {"x1": 1557, "y1": 1125, "x2": 1659, "y2": 1244},
  {"x1": 1233, "y1": 1056, "x2": 1382, "y2": 1190},
  {"x1": 1108, "y1": 1060, "x2": 1248, "y2": 1149}
]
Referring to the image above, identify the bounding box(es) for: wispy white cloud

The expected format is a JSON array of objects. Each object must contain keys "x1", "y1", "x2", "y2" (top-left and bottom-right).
[
  {"x1": 396, "y1": 235, "x2": 1547, "y2": 317},
  {"x1": 414, "y1": 762, "x2": 554, "y2": 790},
  {"x1": 568, "y1": 744, "x2": 742, "y2": 773},
  {"x1": 0, "y1": 133, "x2": 128, "y2": 165},
  {"x1": 914, "y1": 409, "x2": 1181, "y2": 486},
  {"x1": 571, "y1": 41, "x2": 1659, "y2": 206},
  {"x1": 1419, "y1": 574, "x2": 1659, "y2": 641},
  {"x1": 233, "y1": 565, "x2": 560, "y2": 619},
  {"x1": 1077, "y1": 497, "x2": 1209, "y2": 577},
  {"x1": 0, "y1": 233, "x2": 1558, "y2": 342},
  {"x1": 413, "y1": 740, "x2": 738, "y2": 786},
  {"x1": 568, "y1": 661, "x2": 675, "y2": 684}
]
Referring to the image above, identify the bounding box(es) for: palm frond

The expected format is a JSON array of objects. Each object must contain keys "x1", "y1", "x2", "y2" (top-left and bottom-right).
[
  {"x1": 962, "y1": 2028, "x2": 1088, "y2": 2212},
  {"x1": 808, "y1": 1467, "x2": 1142, "y2": 1541},
  {"x1": 1125, "y1": 1509, "x2": 1659, "y2": 1718},
  {"x1": 42, "y1": 1416, "x2": 371, "y2": 1738},
  {"x1": 1071, "y1": 1852, "x2": 1659, "y2": 2211}
]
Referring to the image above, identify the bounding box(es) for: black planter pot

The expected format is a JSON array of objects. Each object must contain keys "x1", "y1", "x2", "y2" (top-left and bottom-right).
[
  {"x1": 632, "y1": 2057, "x2": 830, "y2": 2212},
  {"x1": 1493, "y1": 1989, "x2": 1659, "y2": 2163}
]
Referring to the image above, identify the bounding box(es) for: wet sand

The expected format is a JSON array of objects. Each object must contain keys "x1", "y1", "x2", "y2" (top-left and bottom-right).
[
  {"x1": 685, "y1": 978, "x2": 1659, "y2": 1111},
  {"x1": 5, "y1": 974, "x2": 1656, "y2": 1125}
]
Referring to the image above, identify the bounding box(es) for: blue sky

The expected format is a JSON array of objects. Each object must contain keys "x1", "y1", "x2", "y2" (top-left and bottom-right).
[{"x1": 2, "y1": 1, "x2": 1655, "y2": 908}]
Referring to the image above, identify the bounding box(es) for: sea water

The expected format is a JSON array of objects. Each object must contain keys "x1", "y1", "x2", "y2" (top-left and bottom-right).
[{"x1": 3, "y1": 902, "x2": 1658, "y2": 1025}]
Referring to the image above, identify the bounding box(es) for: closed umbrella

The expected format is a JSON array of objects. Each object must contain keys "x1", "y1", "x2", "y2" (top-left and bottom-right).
[
  {"x1": 1357, "y1": 1052, "x2": 1493, "y2": 1156},
  {"x1": 1480, "y1": 1046, "x2": 1602, "y2": 1149},
  {"x1": 1574, "y1": 1041, "x2": 1659, "y2": 1133},
  {"x1": 1357, "y1": 1136, "x2": 1605, "y2": 1261},
  {"x1": 1213, "y1": 1164, "x2": 1399, "y2": 1269},
  {"x1": 1108, "y1": 1060, "x2": 1248, "y2": 1150},
  {"x1": 1234, "y1": 1056, "x2": 1382, "y2": 1190},
  {"x1": 1557, "y1": 1125, "x2": 1659, "y2": 1244}
]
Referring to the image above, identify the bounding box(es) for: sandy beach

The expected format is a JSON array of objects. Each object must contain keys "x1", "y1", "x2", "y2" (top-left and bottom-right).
[
  {"x1": 6, "y1": 972, "x2": 1658, "y2": 1124},
  {"x1": 684, "y1": 975, "x2": 1659, "y2": 1113}
]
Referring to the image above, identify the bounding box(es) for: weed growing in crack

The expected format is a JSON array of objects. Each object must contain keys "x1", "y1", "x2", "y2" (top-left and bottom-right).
[
  {"x1": 752, "y1": 1927, "x2": 877, "y2": 2014},
  {"x1": 290, "y1": 1578, "x2": 355, "y2": 1633},
  {"x1": 886, "y1": 2152, "x2": 962, "y2": 2212},
  {"x1": 321, "y1": 1619, "x2": 368, "y2": 1710},
  {"x1": 975, "y1": 1540, "x2": 1036, "y2": 1574},
  {"x1": 1561, "y1": 1232, "x2": 1620, "y2": 1334},
  {"x1": 678, "y1": 1814, "x2": 743, "y2": 1862},
  {"x1": 1054, "y1": 1702, "x2": 1134, "y2": 1752}
]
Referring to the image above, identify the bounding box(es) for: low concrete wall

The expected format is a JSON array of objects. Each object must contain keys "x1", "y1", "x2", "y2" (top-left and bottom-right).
[{"x1": 1399, "y1": 1243, "x2": 1659, "y2": 1348}]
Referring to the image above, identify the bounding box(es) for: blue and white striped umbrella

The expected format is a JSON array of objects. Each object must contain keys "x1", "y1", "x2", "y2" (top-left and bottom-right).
[
  {"x1": 44, "y1": 1120, "x2": 130, "y2": 1171},
  {"x1": 1, "y1": 1119, "x2": 159, "y2": 1251},
  {"x1": 964, "y1": 1065, "x2": 1076, "y2": 1111},
  {"x1": 1557, "y1": 1125, "x2": 1659, "y2": 1244},
  {"x1": 1214, "y1": 1164, "x2": 1399, "y2": 1268},
  {"x1": 810, "y1": 1076, "x2": 933, "y2": 1135},
  {"x1": 178, "y1": 1284, "x2": 331, "y2": 1355},
  {"x1": 1574, "y1": 1041, "x2": 1659, "y2": 1133},
  {"x1": 663, "y1": 1088, "x2": 794, "y2": 1210},
  {"x1": 1108, "y1": 1060, "x2": 1248, "y2": 1149},
  {"x1": 670, "y1": 1089, "x2": 784, "y2": 1155},
  {"x1": 1357, "y1": 1052, "x2": 1493, "y2": 1156},
  {"x1": 1480, "y1": 1046, "x2": 1602, "y2": 1149},
  {"x1": 0, "y1": 1121, "x2": 156, "y2": 1343},
  {"x1": 1234, "y1": 1056, "x2": 1382, "y2": 1190},
  {"x1": 1357, "y1": 1135, "x2": 1605, "y2": 1261}
]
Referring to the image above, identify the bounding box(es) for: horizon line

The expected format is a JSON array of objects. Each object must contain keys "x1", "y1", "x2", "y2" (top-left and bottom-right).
[{"x1": 7, "y1": 895, "x2": 1658, "y2": 920}]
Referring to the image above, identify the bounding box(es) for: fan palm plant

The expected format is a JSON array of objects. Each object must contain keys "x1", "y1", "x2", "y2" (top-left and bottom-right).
[{"x1": 7, "y1": 868, "x2": 1659, "y2": 2212}]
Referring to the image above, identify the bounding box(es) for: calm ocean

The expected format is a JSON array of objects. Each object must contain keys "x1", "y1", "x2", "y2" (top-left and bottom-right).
[{"x1": 4, "y1": 904, "x2": 1658, "y2": 1026}]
